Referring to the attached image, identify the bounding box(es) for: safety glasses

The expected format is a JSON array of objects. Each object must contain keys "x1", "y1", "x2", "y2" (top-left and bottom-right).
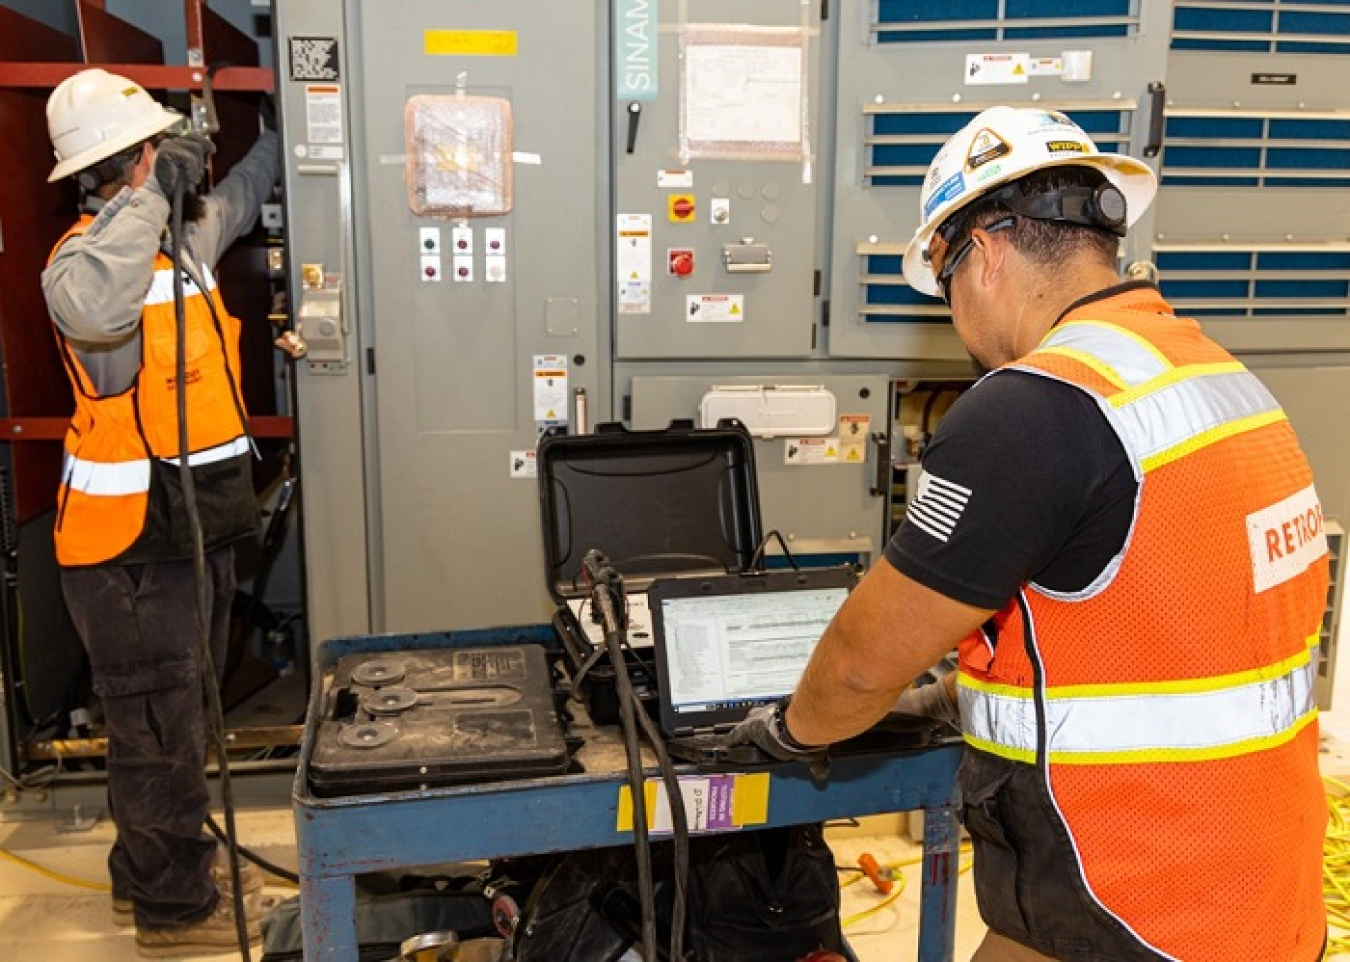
[{"x1": 934, "y1": 216, "x2": 1016, "y2": 305}]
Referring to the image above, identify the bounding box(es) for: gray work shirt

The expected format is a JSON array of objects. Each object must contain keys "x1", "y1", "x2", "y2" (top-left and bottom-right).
[{"x1": 42, "y1": 129, "x2": 281, "y2": 397}]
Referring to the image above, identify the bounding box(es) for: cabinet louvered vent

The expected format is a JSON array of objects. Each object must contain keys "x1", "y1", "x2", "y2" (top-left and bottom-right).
[
  {"x1": 872, "y1": 0, "x2": 1137, "y2": 44},
  {"x1": 1160, "y1": 116, "x2": 1350, "y2": 188},
  {"x1": 1172, "y1": 1, "x2": 1350, "y2": 55},
  {"x1": 1156, "y1": 250, "x2": 1350, "y2": 320},
  {"x1": 858, "y1": 107, "x2": 1133, "y2": 324}
]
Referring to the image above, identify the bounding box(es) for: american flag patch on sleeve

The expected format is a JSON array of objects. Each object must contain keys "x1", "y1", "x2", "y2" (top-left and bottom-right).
[{"x1": 906, "y1": 470, "x2": 972, "y2": 543}]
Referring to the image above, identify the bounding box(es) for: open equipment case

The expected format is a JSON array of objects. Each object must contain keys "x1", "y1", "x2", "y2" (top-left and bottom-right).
[{"x1": 537, "y1": 420, "x2": 764, "y2": 724}]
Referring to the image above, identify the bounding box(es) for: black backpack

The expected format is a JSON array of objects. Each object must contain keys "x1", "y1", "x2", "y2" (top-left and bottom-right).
[{"x1": 511, "y1": 823, "x2": 843, "y2": 962}]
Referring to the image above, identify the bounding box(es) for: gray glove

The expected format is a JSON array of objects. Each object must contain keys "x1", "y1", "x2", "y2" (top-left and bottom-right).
[
  {"x1": 886, "y1": 676, "x2": 959, "y2": 730},
  {"x1": 153, "y1": 134, "x2": 215, "y2": 197},
  {"x1": 725, "y1": 700, "x2": 830, "y2": 783}
]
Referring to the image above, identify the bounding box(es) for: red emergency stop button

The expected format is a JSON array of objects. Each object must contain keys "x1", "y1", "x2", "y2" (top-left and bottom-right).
[{"x1": 669, "y1": 249, "x2": 695, "y2": 277}]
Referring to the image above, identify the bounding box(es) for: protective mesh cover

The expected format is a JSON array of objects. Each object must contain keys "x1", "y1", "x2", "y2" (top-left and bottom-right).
[{"x1": 404, "y1": 94, "x2": 513, "y2": 218}]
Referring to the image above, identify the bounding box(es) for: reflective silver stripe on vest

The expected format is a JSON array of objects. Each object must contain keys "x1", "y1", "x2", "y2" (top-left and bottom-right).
[
  {"x1": 62, "y1": 454, "x2": 151, "y2": 496},
  {"x1": 160, "y1": 436, "x2": 250, "y2": 467},
  {"x1": 62, "y1": 437, "x2": 248, "y2": 496},
  {"x1": 144, "y1": 263, "x2": 218, "y2": 306},
  {"x1": 958, "y1": 654, "x2": 1317, "y2": 764},
  {"x1": 1113, "y1": 369, "x2": 1282, "y2": 469},
  {"x1": 1039, "y1": 321, "x2": 1169, "y2": 386},
  {"x1": 1024, "y1": 323, "x2": 1284, "y2": 474}
]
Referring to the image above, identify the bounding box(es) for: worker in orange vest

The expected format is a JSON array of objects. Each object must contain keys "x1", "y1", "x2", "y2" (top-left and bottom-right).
[
  {"x1": 40, "y1": 68, "x2": 279, "y2": 958},
  {"x1": 730, "y1": 106, "x2": 1327, "y2": 961}
]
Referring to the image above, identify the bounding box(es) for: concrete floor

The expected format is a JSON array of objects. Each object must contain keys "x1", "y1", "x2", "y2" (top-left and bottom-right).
[{"x1": 1, "y1": 659, "x2": 1347, "y2": 961}]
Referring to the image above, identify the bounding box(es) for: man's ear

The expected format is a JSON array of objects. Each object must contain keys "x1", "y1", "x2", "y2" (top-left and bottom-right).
[{"x1": 973, "y1": 227, "x2": 1007, "y2": 288}]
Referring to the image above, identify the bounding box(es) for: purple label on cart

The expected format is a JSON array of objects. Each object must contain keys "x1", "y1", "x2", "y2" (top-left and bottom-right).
[{"x1": 707, "y1": 775, "x2": 735, "y2": 830}]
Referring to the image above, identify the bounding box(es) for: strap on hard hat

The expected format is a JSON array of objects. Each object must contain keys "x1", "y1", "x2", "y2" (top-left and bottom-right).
[{"x1": 935, "y1": 173, "x2": 1129, "y2": 252}]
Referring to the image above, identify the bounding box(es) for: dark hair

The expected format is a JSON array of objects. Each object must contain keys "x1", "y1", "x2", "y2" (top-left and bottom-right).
[
  {"x1": 77, "y1": 141, "x2": 147, "y2": 193},
  {"x1": 941, "y1": 166, "x2": 1121, "y2": 270}
]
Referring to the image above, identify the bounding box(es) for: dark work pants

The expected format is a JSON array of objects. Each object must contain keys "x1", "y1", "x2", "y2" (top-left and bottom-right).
[{"x1": 61, "y1": 546, "x2": 236, "y2": 930}]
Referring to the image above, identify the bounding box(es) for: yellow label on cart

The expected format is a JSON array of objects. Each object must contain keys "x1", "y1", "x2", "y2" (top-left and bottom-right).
[{"x1": 617, "y1": 772, "x2": 769, "y2": 834}]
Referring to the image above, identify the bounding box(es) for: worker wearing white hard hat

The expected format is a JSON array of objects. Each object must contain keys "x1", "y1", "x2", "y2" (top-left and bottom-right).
[
  {"x1": 40, "y1": 68, "x2": 283, "y2": 958},
  {"x1": 46, "y1": 67, "x2": 185, "y2": 184},
  {"x1": 901, "y1": 105, "x2": 1156, "y2": 298},
  {"x1": 729, "y1": 106, "x2": 1328, "y2": 962}
]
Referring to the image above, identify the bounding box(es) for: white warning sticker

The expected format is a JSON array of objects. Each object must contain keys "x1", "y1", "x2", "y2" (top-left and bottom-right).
[
  {"x1": 784, "y1": 436, "x2": 840, "y2": 465},
  {"x1": 509, "y1": 450, "x2": 537, "y2": 479},
  {"x1": 838, "y1": 415, "x2": 870, "y2": 462},
  {"x1": 533, "y1": 354, "x2": 568, "y2": 425},
  {"x1": 686, "y1": 294, "x2": 744, "y2": 323},
  {"x1": 965, "y1": 53, "x2": 1031, "y2": 86},
  {"x1": 617, "y1": 213, "x2": 652, "y2": 315}
]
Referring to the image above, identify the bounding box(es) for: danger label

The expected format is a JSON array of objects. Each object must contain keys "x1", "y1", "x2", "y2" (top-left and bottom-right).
[
  {"x1": 686, "y1": 294, "x2": 744, "y2": 323},
  {"x1": 1247, "y1": 483, "x2": 1327, "y2": 593},
  {"x1": 785, "y1": 437, "x2": 840, "y2": 466}
]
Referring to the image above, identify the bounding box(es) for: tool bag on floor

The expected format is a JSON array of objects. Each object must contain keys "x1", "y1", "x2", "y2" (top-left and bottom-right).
[
  {"x1": 510, "y1": 823, "x2": 844, "y2": 962},
  {"x1": 259, "y1": 872, "x2": 498, "y2": 961}
]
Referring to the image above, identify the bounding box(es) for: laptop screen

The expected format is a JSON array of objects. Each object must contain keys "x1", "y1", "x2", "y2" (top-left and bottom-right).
[{"x1": 648, "y1": 567, "x2": 855, "y2": 737}]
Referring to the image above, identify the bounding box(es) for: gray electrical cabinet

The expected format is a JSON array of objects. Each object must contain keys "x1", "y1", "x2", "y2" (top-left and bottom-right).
[
  {"x1": 826, "y1": 1, "x2": 1173, "y2": 361},
  {"x1": 277, "y1": 1, "x2": 1350, "y2": 643},
  {"x1": 612, "y1": 0, "x2": 820, "y2": 360},
  {"x1": 277, "y1": 1, "x2": 608, "y2": 636},
  {"x1": 612, "y1": 0, "x2": 910, "y2": 567}
]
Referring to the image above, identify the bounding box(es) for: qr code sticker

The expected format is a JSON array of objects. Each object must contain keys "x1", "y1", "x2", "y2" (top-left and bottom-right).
[{"x1": 289, "y1": 37, "x2": 339, "y2": 82}]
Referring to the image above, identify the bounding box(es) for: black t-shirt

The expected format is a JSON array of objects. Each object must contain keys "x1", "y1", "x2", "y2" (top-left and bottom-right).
[{"x1": 885, "y1": 369, "x2": 1137, "y2": 610}]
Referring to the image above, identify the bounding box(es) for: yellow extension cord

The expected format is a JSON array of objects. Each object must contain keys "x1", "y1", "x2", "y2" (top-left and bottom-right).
[
  {"x1": 839, "y1": 842, "x2": 974, "y2": 928},
  {"x1": 0, "y1": 845, "x2": 110, "y2": 892},
  {"x1": 1324, "y1": 777, "x2": 1350, "y2": 956}
]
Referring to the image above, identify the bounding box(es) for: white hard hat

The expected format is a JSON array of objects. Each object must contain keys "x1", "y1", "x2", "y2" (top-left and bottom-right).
[
  {"x1": 46, "y1": 68, "x2": 183, "y2": 183},
  {"x1": 901, "y1": 106, "x2": 1158, "y2": 296}
]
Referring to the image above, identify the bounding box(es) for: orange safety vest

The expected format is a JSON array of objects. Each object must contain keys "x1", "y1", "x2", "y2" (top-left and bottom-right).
[
  {"x1": 49, "y1": 216, "x2": 254, "y2": 566},
  {"x1": 957, "y1": 289, "x2": 1328, "y2": 961}
]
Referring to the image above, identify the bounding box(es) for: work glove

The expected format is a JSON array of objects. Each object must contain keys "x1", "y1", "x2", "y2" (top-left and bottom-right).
[
  {"x1": 882, "y1": 675, "x2": 960, "y2": 732},
  {"x1": 153, "y1": 134, "x2": 215, "y2": 197},
  {"x1": 725, "y1": 700, "x2": 830, "y2": 785}
]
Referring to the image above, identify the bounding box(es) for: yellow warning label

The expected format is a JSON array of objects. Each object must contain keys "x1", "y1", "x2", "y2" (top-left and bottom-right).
[{"x1": 424, "y1": 30, "x2": 518, "y2": 56}]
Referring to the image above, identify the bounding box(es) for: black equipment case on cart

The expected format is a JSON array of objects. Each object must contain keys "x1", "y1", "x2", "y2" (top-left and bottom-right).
[
  {"x1": 307, "y1": 644, "x2": 570, "y2": 797},
  {"x1": 536, "y1": 420, "x2": 763, "y2": 724}
]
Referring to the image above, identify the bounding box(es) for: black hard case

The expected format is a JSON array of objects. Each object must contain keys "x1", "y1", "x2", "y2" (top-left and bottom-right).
[
  {"x1": 308, "y1": 645, "x2": 569, "y2": 797},
  {"x1": 537, "y1": 420, "x2": 763, "y2": 723}
]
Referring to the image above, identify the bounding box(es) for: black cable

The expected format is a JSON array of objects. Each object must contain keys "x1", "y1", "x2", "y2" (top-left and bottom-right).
[
  {"x1": 205, "y1": 813, "x2": 299, "y2": 884},
  {"x1": 630, "y1": 682, "x2": 688, "y2": 961},
  {"x1": 585, "y1": 557, "x2": 688, "y2": 962},
  {"x1": 171, "y1": 179, "x2": 251, "y2": 960},
  {"x1": 600, "y1": 616, "x2": 658, "y2": 961},
  {"x1": 748, "y1": 529, "x2": 799, "y2": 572}
]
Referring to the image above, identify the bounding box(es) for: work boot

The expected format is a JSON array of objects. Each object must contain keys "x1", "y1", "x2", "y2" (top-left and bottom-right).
[
  {"x1": 134, "y1": 893, "x2": 263, "y2": 958},
  {"x1": 113, "y1": 854, "x2": 265, "y2": 925}
]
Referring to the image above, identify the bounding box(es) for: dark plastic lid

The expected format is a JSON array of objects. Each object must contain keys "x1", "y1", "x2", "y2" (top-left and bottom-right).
[{"x1": 537, "y1": 420, "x2": 763, "y2": 600}]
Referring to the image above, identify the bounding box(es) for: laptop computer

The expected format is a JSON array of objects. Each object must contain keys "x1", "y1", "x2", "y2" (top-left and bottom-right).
[{"x1": 647, "y1": 566, "x2": 856, "y2": 765}]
